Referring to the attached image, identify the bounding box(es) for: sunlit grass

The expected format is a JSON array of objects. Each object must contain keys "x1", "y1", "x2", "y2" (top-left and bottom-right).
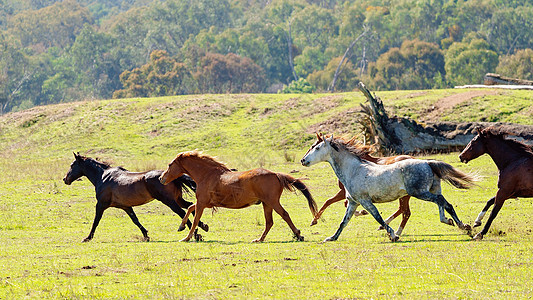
[{"x1": 1, "y1": 90, "x2": 532, "y2": 298}]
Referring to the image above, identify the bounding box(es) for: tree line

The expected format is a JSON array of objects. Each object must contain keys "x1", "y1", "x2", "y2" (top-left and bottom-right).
[{"x1": 1, "y1": 0, "x2": 532, "y2": 113}]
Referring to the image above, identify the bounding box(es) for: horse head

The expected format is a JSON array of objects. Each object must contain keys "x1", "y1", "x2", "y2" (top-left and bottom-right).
[
  {"x1": 160, "y1": 153, "x2": 186, "y2": 185},
  {"x1": 301, "y1": 133, "x2": 336, "y2": 167},
  {"x1": 63, "y1": 152, "x2": 85, "y2": 185},
  {"x1": 459, "y1": 127, "x2": 488, "y2": 163}
]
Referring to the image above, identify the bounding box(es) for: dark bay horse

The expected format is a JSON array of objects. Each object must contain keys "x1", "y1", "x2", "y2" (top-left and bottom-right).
[
  {"x1": 459, "y1": 127, "x2": 533, "y2": 240},
  {"x1": 309, "y1": 134, "x2": 414, "y2": 237},
  {"x1": 159, "y1": 151, "x2": 317, "y2": 242},
  {"x1": 301, "y1": 134, "x2": 475, "y2": 242},
  {"x1": 63, "y1": 153, "x2": 208, "y2": 242}
]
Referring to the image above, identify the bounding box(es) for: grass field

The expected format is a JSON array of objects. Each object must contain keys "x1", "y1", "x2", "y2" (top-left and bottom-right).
[{"x1": 1, "y1": 89, "x2": 532, "y2": 299}]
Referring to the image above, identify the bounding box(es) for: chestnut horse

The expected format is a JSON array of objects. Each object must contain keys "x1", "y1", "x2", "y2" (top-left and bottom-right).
[
  {"x1": 309, "y1": 135, "x2": 414, "y2": 237},
  {"x1": 159, "y1": 151, "x2": 317, "y2": 242},
  {"x1": 459, "y1": 127, "x2": 533, "y2": 240},
  {"x1": 63, "y1": 153, "x2": 208, "y2": 242}
]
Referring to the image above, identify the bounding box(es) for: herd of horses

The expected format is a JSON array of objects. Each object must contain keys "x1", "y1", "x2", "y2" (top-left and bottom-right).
[{"x1": 64, "y1": 127, "x2": 533, "y2": 243}]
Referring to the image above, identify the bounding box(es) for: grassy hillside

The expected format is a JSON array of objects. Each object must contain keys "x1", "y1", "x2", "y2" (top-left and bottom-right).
[
  {"x1": 0, "y1": 89, "x2": 532, "y2": 299},
  {"x1": 1, "y1": 88, "x2": 531, "y2": 177}
]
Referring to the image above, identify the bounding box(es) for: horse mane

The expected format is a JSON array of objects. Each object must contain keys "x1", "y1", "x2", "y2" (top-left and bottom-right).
[
  {"x1": 482, "y1": 127, "x2": 533, "y2": 157},
  {"x1": 78, "y1": 155, "x2": 115, "y2": 170},
  {"x1": 179, "y1": 151, "x2": 231, "y2": 171},
  {"x1": 328, "y1": 135, "x2": 375, "y2": 160}
]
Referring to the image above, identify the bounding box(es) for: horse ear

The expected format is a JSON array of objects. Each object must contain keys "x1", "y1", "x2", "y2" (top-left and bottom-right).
[
  {"x1": 73, "y1": 152, "x2": 80, "y2": 160},
  {"x1": 316, "y1": 132, "x2": 323, "y2": 142}
]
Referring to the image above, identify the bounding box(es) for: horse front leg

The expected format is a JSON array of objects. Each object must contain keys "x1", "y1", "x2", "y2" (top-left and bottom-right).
[
  {"x1": 358, "y1": 198, "x2": 398, "y2": 242},
  {"x1": 324, "y1": 200, "x2": 359, "y2": 242},
  {"x1": 181, "y1": 205, "x2": 205, "y2": 242},
  {"x1": 474, "y1": 196, "x2": 495, "y2": 227},
  {"x1": 84, "y1": 202, "x2": 108, "y2": 242},
  {"x1": 178, "y1": 204, "x2": 196, "y2": 231},
  {"x1": 123, "y1": 207, "x2": 149, "y2": 241},
  {"x1": 474, "y1": 190, "x2": 509, "y2": 240},
  {"x1": 253, "y1": 203, "x2": 274, "y2": 242}
]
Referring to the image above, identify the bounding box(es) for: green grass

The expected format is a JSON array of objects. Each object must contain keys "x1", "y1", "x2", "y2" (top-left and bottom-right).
[{"x1": 0, "y1": 89, "x2": 532, "y2": 299}]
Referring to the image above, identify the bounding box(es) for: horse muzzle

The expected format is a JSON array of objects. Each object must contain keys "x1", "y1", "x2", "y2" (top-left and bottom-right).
[
  {"x1": 63, "y1": 177, "x2": 72, "y2": 185},
  {"x1": 300, "y1": 158, "x2": 310, "y2": 167}
]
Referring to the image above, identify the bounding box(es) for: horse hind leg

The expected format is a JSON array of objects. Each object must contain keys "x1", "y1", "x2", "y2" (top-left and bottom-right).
[
  {"x1": 270, "y1": 201, "x2": 304, "y2": 241},
  {"x1": 124, "y1": 207, "x2": 150, "y2": 241},
  {"x1": 415, "y1": 191, "x2": 470, "y2": 231},
  {"x1": 311, "y1": 188, "x2": 345, "y2": 226},
  {"x1": 395, "y1": 196, "x2": 411, "y2": 236}
]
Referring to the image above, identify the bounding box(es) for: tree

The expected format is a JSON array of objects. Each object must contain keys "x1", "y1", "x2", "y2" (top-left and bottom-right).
[
  {"x1": 365, "y1": 39, "x2": 445, "y2": 90},
  {"x1": 113, "y1": 50, "x2": 192, "y2": 98},
  {"x1": 307, "y1": 56, "x2": 359, "y2": 92},
  {"x1": 7, "y1": 0, "x2": 92, "y2": 51},
  {"x1": 0, "y1": 34, "x2": 32, "y2": 113},
  {"x1": 445, "y1": 36, "x2": 499, "y2": 86},
  {"x1": 194, "y1": 52, "x2": 266, "y2": 94},
  {"x1": 496, "y1": 49, "x2": 533, "y2": 80}
]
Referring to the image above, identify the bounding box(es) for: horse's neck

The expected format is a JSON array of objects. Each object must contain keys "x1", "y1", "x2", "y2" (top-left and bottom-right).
[
  {"x1": 328, "y1": 150, "x2": 363, "y2": 189},
  {"x1": 486, "y1": 138, "x2": 524, "y2": 170},
  {"x1": 182, "y1": 157, "x2": 226, "y2": 182},
  {"x1": 82, "y1": 161, "x2": 106, "y2": 186}
]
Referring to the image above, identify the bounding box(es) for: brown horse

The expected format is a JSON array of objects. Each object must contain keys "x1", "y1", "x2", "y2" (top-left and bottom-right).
[
  {"x1": 459, "y1": 127, "x2": 533, "y2": 240},
  {"x1": 159, "y1": 151, "x2": 317, "y2": 242},
  {"x1": 308, "y1": 134, "x2": 414, "y2": 237},
  {"x1": 63, "y1": 153, "x2": 208, "y2": 242}
]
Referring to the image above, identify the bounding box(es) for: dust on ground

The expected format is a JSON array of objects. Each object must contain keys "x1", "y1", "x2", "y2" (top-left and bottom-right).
[{"x1": 421, "y1": 89, "x2": 500, "y2": 122}]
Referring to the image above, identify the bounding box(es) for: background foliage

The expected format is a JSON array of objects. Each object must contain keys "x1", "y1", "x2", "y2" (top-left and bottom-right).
[{"x1": 1, "y1": 0, "x2": 532, "y2": 112}]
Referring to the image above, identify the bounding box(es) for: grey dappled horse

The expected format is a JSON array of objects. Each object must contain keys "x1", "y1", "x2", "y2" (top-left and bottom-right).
[{"x1": 301, "y1": 134, "x2": 475, "y2": 242}]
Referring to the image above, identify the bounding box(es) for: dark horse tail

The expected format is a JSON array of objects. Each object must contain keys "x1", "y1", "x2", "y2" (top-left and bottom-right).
[
  {"x1": 276, "y1": 173, "x2": 317, "y2": 217},
  {"x1": 427, "y1": 160, "x2": 478, "y2": 189},
  {"x1": 172, "y1": 174, "x2": 197, "y2": 195}
]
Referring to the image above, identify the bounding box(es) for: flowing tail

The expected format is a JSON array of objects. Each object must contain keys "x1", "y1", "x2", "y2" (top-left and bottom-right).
[
  {"x1": 276, "y1": 173, "x2": 317, "y2": 216},
  {"x1": 427, "y1": 160, "x2": 478, "y2": 189},
  {"x1": 172, "y1": 174, "x2": 197, "y2": 196}
]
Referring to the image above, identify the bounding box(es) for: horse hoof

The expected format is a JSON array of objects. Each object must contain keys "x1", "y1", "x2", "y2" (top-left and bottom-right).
[
  {"x1": 310, "y1": 219, "x2": 318, "y2": 226},
  {"x1": 295, "y1": 235, "x2": 304, "y2": 242},
  {"x1": 200, "y1": 223, "x2": 209, "y2": 232},
  {"x1": 194, "y1": 233, "x2": 203, "y2": 242},
  {"x1": 180, "y1": 237, "x2": 191, "y2": 242},
  {"x1": 463, "y1": 224, "x2": 472, "y2": 231},
  {"x1": 143, "y1": 237, "x2": 150, "y2": 242},
  {"x1": 390, "y1": 236, "x2": 399, "y2": 242},
  {"x1": 377, "y1": 225, "x2": 385, "y2": 231},
  {"x1": 82, "y1": 238, "x2": 91, "y2": 243},
  {"x1": 322, "y1": 236, "x2": 336, "y2": 243},
  {"x1": 473, "y1": 221, "x2": 482, "y2": 228},
  {"x1": 447, "y1": 219, "x2": 455, "y2": 226},
  {"x1": 361, "y1": 210, "x2": 369, "y2": 215},
  {"x1": 177, "y1": 225, "x2": 186, "y2": 232},
  {"x1": 252, "y1": 239, "x2": 263, "y2": 243},
  {"x1": 473, "y1": 233, "x2": 484, "y2": 240}
]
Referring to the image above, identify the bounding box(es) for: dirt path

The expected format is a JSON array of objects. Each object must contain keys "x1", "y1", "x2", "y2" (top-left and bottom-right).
[{"x1": 422, "y1": 90, "x2": 500, "y2": 122}]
